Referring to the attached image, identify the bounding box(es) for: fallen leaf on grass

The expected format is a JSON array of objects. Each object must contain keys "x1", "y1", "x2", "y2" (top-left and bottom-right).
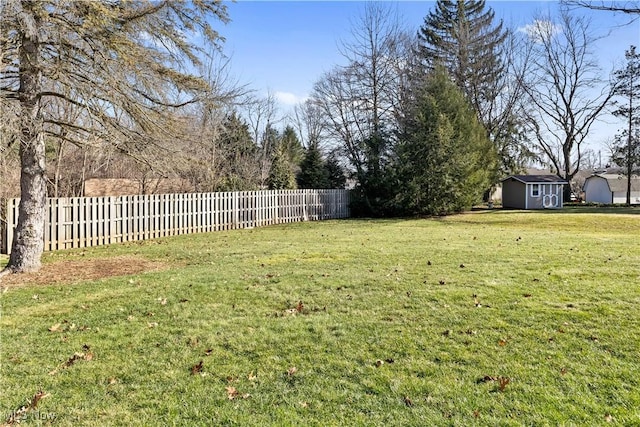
[
  {"x1": 225, "y1": 386, "x2": 238, "y2": 400},
  {"x1": 5, "y1": 390, "x2": 50, "y2": 425},
  {"x1": 204, "y1": 349, "x2": 213, "y2": 356},
  {"x1": 287, "y1": 366, "x2": 297, "y2": 376},
  {"x1": 49, "y1": 350, "x2": 93, "y2": 375},
  {"x1": 48, "y1": 323, "x2": 62, "y2": 332},
  {"x1": 82, "y1": 345, "x2": 94, "y2": 361},
  {"x1": 225, "y1": 386, "x2": 250, "y2": 400},
  {"x1": 63, "y1": 353, "x2": 84, "y2": 367},
  {"x1": 403, "y1": 396, "x2": 413, "y2": 407},
  {"x1": 296, "y1": 301, "x2": 304, "y2": 313},
  {"x1": 476, "y1": 375, "x2": 510, "y2": 392},
  {"x1": 605, "y1": 414, "x2": 613, "y2": 422},
  {"x1": 498, "y1": 377, "x2": 510, "y2": 392},
  {"x1": 190, "y1": 360, "x2": 203, "y2": 375},
  {"x1": 498, "y1": 339, "x2": 507, "y2": 347}
]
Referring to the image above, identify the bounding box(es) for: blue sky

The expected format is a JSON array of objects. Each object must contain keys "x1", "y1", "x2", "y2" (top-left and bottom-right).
[{"x1": 216, "y1": 1, "x2": 640, "y2": 149}]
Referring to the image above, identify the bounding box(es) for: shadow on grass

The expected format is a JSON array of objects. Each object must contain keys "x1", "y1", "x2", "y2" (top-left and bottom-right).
[
  {"x1": 348, "y1": 205, "x2": 639, "y2": 226},
  {"x1": 470, "y1": 206, "x2": 640, "y2": 215}
]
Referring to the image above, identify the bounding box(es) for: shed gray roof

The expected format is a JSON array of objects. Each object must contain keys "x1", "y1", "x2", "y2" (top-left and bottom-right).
[
  {"x1": 502, "y1": 175, "x2": 568, "y2": 184},
  {"x1": 586, "y1": 174, "x2": 640, "y2": 192}
]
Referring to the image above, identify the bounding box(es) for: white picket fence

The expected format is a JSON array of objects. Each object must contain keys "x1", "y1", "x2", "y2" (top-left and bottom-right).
[{"x1": 0, "y1": 189, "x2": 350, "y2": 254}]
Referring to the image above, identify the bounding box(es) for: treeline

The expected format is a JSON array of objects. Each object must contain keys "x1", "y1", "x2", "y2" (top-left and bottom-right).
[
  {"x1": 1, "y1": 1, "x2": 636, "y2": 214},
  {"x1": 0, "y1": 106, "x2": 348, "y2": 199}
]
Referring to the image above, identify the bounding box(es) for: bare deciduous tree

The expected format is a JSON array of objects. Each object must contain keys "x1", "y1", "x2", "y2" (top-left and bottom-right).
[
  {"x1": 0, "y1": 0, "x2": 229, "y2": 274},
  {"x1": 292, "y1": 99, "x2": 327, "y2": 150},
  {"x1": 311, "y1": 2, "x2": 410, "y2": 212},
  {"x1": 243, "y1": 93, "x2": 281, "y2": 187},
  {"x1": 562, "y1": 0, "x2": 640, "y2": 14},
  {"x1": 520, "y1": 10, "x2": 614, "y2": 193}
]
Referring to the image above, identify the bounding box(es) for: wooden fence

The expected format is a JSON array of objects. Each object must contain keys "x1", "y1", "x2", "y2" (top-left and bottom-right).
[{"x1": 0, "y1": 189, "x2": 350, "y2": 254}]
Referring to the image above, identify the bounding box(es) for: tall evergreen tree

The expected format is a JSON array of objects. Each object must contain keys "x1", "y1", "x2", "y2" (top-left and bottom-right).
[
  {"x1": 325, "y1": 153, "x2": 347, "y2": 189},
  {"x1": 217, "y1": 113, "x2": 259, "y2": 190},
  {"x1": 297, "y1": 145, "x2": 330, "y2": 189},
  {"x1": 279, "y1": 125, "x2": 305, "y2": 168},
  {"x1": 611, "y1": 45, "x2": 640, "y2": 204},
  {"x1": 267, "y1": 144, "x2": 297, "y2": 190},
  {"x1": 394, "y1": 68, "x2": 498, "y2": 215},
  {"x1": 417, "y1": 1, "x2": 529, "y2": 181},
  {"x1": 418, "y1": 0, "x2": 506, "y2": 111}
]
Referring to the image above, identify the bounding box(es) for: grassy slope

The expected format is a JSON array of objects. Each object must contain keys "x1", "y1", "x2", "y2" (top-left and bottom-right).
[{"x1": 1, "y1": 209, "x2": 639, "y2": 426}]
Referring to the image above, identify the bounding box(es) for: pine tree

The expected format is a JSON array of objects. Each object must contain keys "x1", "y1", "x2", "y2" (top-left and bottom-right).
[
  {"x1": 280, "y1": 126, "x2": 305, "y2": 167},
  {"x1": 325, "y1": 153, "x2": 347, "y2": 189},
  {"x1": 297, "y1": 145, "x2": 330, "y2": 189},
  {"x1": 394, "y1": 68, "x2": 498, "y2": 215},
  {"x1": 418, "y1": 0, "x2": 506, "y2": 109},
  {"x1": 417, "y1": 0, "x2": 525, "y2": 181},
  {"x1": 218, "y1": 113, "x2": 259, "y2": 190},
  {"x1": 267, "y1": 144, "x2": 297, "y2": 190}
]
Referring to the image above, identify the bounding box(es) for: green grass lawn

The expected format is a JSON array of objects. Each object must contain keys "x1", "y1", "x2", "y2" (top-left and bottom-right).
[{"x1": 1, "y1": 209, "x2": 639, "y2": 426}]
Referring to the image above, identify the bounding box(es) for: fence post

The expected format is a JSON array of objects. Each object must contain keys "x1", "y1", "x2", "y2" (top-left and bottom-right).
[{"x1": 0, "y1": 198, "x2": 7, "y2": 254}]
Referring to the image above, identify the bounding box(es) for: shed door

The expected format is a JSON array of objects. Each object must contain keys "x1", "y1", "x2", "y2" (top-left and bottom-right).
[{"x1": 541, "y1": 184, "x2": 560, "y2": 208}]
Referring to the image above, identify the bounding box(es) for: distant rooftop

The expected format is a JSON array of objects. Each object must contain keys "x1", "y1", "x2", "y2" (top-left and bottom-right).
[
  {"x1": 587, "y1": 173, "x2": 640, "y2": 192},
  {"x1": 503, "y1": 175, "x2": 568, "y2": 184}
]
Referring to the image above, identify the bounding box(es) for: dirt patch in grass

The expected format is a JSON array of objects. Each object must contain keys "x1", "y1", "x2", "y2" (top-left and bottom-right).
[{"x1": 0, "y1": 255, "x2": 167, "y2": 288}]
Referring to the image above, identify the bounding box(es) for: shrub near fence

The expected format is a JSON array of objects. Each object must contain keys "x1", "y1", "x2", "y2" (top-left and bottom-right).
[{"x1": 0, "y1": 189, "x2": 350, "y2": 254}]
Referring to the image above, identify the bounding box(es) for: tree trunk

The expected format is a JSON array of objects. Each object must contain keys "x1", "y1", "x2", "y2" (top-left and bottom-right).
[
  {"x1": 627, "y1": 79, "x2": 633, "y2": 206},
  {"x1": 5, "y1": 4, "x2": 46, "y2": 274}
]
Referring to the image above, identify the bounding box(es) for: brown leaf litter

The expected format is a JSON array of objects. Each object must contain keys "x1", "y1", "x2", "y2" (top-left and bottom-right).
[{"x1": 0, "y1": 255, "x2": 168, "y2": 288}]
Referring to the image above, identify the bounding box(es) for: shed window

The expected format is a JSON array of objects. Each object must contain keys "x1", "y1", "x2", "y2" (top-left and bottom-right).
[{"x1": 531, "y1": 184, "x2": 540, "y2": 197}]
